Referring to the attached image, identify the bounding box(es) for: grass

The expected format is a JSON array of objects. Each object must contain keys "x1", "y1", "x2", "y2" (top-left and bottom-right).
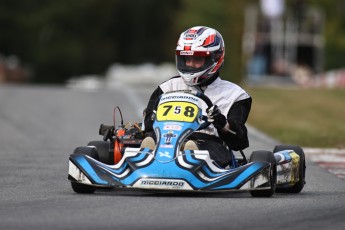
[{"x1": 245, "y1": 87, "x2": 345, "y2": 148}]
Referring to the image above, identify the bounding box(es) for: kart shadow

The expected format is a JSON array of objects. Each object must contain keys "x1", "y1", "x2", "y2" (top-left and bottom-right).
[
  {"x1": 81, "y1": 188, "x2": 320, "y2": 199},
  {"x1": 94, "y1": 188, "x2": 256, "y2": 198}
]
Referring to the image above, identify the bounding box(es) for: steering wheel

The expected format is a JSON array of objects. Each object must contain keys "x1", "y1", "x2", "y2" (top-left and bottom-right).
[
  {"x1": 153, "y1": 90, "x2": 214, "y2": 131},
  {"x1": 190, "y1": 91, "x2": 213, "y2": 131}
]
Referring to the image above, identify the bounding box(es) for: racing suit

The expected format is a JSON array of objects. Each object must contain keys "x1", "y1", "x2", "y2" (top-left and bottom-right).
[{"x1": 144, "y1": 76, "x2": 252, "y2": 167}]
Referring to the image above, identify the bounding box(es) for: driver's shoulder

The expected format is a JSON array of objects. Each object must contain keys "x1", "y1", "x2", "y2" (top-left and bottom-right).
[
  {"x1": 159, "y1": 76, "x2": 188, "y2": 92},
  {"x1": 212, "y1": 78, "x2": 243, "y2": 90},
  {"x1": 209, "y1": 79, "x2": 248, "y2": 99}
]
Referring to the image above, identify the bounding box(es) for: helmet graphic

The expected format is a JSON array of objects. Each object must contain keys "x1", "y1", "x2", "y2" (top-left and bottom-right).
[{"x1": 176, "y1": 26, "x2": 225, "y2": 86}]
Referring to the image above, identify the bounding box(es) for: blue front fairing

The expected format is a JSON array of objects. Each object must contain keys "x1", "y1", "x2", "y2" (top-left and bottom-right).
[
  {"x1": 68, "y1": 92, "x2": 272, "y2": 191},
  {"x1": 69, "y1": 148, "x2": 270, "y2": 191}
]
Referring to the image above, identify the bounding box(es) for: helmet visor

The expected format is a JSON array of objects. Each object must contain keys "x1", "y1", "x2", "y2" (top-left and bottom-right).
[{"x1": 176, "y1": 51, "x2": 214, "y2": 74}]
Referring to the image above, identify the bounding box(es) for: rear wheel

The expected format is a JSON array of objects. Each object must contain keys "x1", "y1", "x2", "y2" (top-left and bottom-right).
[
  {"x1": 274, "y1": 145, "x2": 306, "y2": 193},
  {"x1": 87, "y1": 141, "x2": 112, "y2": 164},
  {"x1": 249, "y1": 150, "x2": 277, "y2": 197},
  {"x1": 70, "y1": 146, "x2": 98, "y2": 194}
]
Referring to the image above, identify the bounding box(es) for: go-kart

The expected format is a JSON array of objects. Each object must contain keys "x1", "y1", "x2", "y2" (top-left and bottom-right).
[{"x1": 68, "y1": 91, "x2": 306, "y2": 197}]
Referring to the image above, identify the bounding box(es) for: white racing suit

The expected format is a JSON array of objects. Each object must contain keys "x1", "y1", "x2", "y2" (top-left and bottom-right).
[{"x1": 144, "y1": 76, "x2": 252, "y2": 167}]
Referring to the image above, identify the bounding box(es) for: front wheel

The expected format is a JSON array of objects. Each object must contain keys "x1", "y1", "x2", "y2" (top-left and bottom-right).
[
  {"x1": 87, "y1": 141, "x2": 112, "y2": 164},
  {"x1": 70, "y1": 146, "x2": 98, "y2": 194},
  {"x1": 249, "y1": 150, "x2": 277, "y2": 197},
  {"x1": 274, "y1": 145, "x2": 306, "y2": 193}
]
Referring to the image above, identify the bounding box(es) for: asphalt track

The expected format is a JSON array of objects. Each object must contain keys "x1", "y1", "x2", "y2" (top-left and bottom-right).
[{"x1": 0, "y1": 84, "x2": 345, "y2": 230}]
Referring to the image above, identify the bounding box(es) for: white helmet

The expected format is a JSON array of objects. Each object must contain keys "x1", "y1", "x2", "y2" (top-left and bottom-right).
[{"x1": 176, "y1": 26, "x2": 225, "y2": 86}]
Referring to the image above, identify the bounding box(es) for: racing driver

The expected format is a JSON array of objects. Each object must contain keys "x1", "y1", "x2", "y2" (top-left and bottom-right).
[{"x1": 142, "y1": 26, "x2": 252, "y2": 168}]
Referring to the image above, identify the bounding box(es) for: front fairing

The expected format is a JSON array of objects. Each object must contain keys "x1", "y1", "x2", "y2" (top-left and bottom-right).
[
  {"x1": 68, "y1": 92, "x2": 273, "y2": 192},
  {"x1": 153, "y1": 92, "x2": 202, "y2": 162}
]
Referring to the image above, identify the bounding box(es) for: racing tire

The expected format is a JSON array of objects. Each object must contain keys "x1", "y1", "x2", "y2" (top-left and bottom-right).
[
  {"x1": 70, "y1": 146, "x2": 98, "y2": 194},
  {"x1": 87, "y1": 141, "x2": 112, "y2": 164},
  {"x1": 273, "y1": 145, "x2": 306, "y2": 193},
  {"x1": 249, "y1": 150, "x2": 277, "y2": 197}
]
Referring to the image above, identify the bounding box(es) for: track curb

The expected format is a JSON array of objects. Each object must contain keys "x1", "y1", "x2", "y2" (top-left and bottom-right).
[{"x1": 303, "y1": 148, "x2": 345, "y2": 155}]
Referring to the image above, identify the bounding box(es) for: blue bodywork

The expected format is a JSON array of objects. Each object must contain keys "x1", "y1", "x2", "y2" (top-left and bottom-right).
[{"x1": 68, "y1": 92, "x2": 272, "y2": 192}]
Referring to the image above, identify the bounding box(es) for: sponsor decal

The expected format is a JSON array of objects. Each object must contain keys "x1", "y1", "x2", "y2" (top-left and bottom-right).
[
  {"x1": 140, "y1": 179, "x2": 185, "y2": 188},
  {"x1": 164, "y1": 121, "x2": 184, "y2": 126},
  {"x1": 163, "y1": 124, "x2": 182, "y2": 131},
  {"x1": 69, "y1": 161, "x2": 91, "y2": 184},
  {"x1": 78, "y1": 172, "x2": 88, "y2": 183},
  {"x1": 160, "y1": 144, "x2": 173, "y2": 148},
  {"x1": 180, "y1": 51, "x2": 194, "y2": 55},
  {"x1": 163, "y1": 131, "x2": 177, "y2": 144},
  {"x1": 159, "y1": 151, "x2": 172, "y2": 158},
  {"x1": 188, "y1": 29, "x2": 198, "y2": 34},
  {"x1": 184, "y1": 33, "x2": 197, "y2": 39},
  {"x1": 160, "y1": 95, "x2": 199, "y2": 103},
  {"x1": 277, "y1": 162, "x2": 292, "y2": 184}
]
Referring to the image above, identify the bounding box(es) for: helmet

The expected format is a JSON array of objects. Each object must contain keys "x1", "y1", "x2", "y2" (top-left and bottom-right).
[{"x1": 176, "y1": 26, "x2": 225, "y2": 86}]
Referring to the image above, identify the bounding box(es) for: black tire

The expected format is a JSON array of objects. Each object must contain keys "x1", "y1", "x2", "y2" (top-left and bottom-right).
[
  {"x1": 249, "y1": 150, "x2": 277, "y2": 197},
  {"x1": 70, "y1": 146, "x2": 98, "y2": 194},
  {"x1": 71, "y1": 181, "x2": 97, "y2": 194},
  {"x1": 87, "y1": 141, "x2": 112, "y2": 164},
  {"x1": 274, "y1": 145, "x2": 306, "y2": 193}
]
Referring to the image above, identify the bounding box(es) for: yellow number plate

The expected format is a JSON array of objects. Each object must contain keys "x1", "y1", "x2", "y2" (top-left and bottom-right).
[{"x1": 156, "y1": 101, "x2": 198, "y2": 122}]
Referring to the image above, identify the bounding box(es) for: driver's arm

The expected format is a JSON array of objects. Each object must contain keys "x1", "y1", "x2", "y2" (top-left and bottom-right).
[
  {"x1": 143, "y1": 86, "x2": 163, "y2": 132},
  {"x1": 218, "y1": 97, "x2": 252, "y2": 151}
]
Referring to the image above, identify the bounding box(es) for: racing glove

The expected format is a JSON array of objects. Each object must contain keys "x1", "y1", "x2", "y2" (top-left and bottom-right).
[{"x1": 206, "y1": 105, "x2": 227, "y2": 130}]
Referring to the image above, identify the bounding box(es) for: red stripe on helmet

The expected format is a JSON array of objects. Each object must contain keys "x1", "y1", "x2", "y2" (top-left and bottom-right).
[
  {"x1": 210, "y1": 51, "x2": 224, "y2": 73},
  {"x1": 202, "y1": 34, "x2": 216, "y2": 46}
]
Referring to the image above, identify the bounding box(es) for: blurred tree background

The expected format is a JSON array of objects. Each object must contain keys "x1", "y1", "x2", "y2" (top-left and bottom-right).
[{"x1": 0, "y1": 0, "x2": 344, "y2": 84}]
